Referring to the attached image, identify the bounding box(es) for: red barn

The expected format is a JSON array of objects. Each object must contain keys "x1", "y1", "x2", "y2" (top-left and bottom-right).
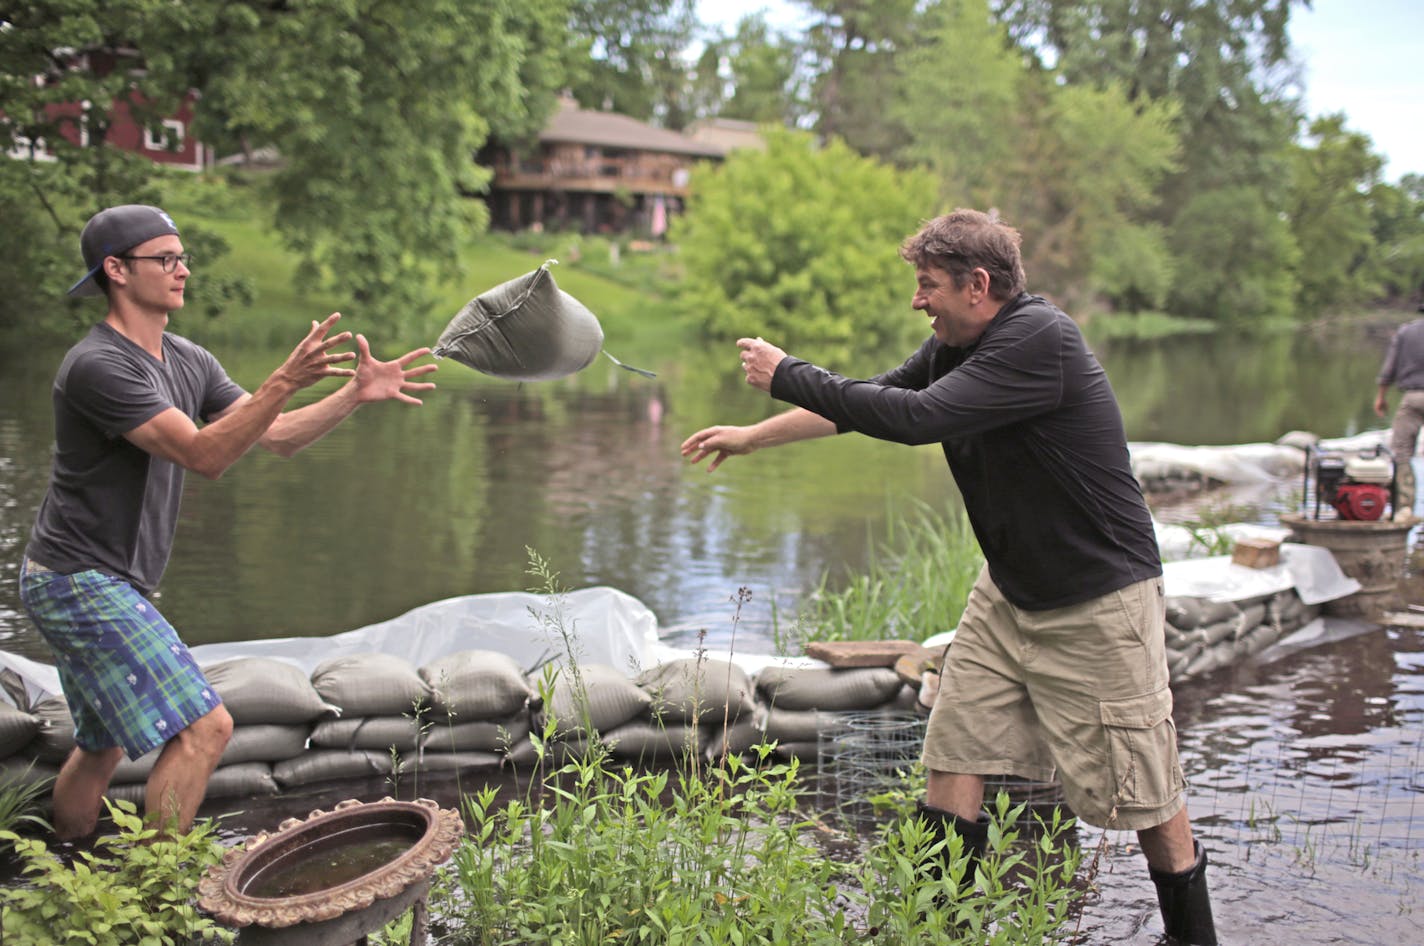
[{"x1": 7, "y1": 48, "x2": 210, "y2": 172}]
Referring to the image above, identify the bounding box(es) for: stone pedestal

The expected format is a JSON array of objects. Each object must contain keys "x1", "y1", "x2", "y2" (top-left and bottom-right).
[
  {"x1": 1280, "y1": 514, "x2": 1416, "y2": 619},
  {"x1": 198, "y1": 797, "x2": 463, "y2": 946}
]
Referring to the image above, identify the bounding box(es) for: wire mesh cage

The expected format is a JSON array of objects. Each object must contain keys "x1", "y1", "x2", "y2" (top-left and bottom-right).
[
  {"x1": 815, "y1": 710, "x2": 928, "y2": 824},
  {"x1": 814, "y1": 709, "x2": 1066, "y2": 826}
]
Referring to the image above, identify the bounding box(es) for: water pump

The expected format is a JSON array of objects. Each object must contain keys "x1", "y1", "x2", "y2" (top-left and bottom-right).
[{"x1": 1305, "y1": 445, "x2": 1395, "y2": 521}]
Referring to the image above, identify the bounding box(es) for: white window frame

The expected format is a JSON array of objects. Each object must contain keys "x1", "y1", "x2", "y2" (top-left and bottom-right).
[{"x1": 144, "y1": 118, "x2": 185, "y2": 151}]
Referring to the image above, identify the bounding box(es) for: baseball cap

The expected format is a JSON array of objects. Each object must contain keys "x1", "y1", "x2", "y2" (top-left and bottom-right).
[{"x1": 67, "y1": 204, "x2": 181, "y2": 297}]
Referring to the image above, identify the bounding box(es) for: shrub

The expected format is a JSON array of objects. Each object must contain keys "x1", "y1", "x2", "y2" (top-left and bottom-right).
[{"x1": 0, "y1": 799, "x2": 233, "y2": 945}]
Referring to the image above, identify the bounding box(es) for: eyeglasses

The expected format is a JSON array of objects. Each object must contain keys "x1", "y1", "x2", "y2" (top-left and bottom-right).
[{"x1": 118, "y1": 253, "x2": 192, "y2": 273}]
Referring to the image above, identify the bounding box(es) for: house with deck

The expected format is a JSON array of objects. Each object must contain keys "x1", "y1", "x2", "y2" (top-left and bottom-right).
[{"x1": 481, "y1": 97, "x2": 726, "y2": 236}]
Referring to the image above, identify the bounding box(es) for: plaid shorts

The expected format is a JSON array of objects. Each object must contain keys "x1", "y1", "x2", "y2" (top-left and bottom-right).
[{"x1": 19, "y1": 558, "x2": 222, "y2": 760}]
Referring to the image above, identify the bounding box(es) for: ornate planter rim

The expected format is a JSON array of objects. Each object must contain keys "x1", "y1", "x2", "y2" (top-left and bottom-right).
[
  {"x1": 1280, "y1": 511, "x2": 1418, "y2": 533},
  {"x1": 198, "y1": 796, "x2": 463, "y2": 930}
]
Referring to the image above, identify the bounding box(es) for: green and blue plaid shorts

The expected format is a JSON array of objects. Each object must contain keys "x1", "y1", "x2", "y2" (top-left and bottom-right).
[{"x1": 19, "y1": 558, "x2": 222, "y2": 760}]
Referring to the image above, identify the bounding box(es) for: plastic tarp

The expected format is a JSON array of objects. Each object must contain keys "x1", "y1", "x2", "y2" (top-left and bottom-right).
[
  {"x1": 188, "y1": 586, "x2": 660, "y2": 677},
  {"x1": 1131, "y1": 441, "x2": 1306, "y2": 485},
  {"x1": 1253, "y1": 615, "x2": 1380, "y2": 665},
  {"x1": 1162, "y1": 542, "x2": 1360, "y2": 606},
  {"x1": 1156, "y1": 521, "x2": 1294, "y2": 563},
  {"x1": 0, "y1": 587, "x2": 661, "y2": 707},
  {"x1": 1129, "y1": 429, "x2": 1389, "y2": 489}
]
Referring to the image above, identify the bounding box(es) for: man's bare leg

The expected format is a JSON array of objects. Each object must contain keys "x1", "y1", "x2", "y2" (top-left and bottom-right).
[
  {"x1": 144, "y1": 704, "x2": 233, "y2": 834},
  {"x1": 52, "y1": 745, "x2": 124, "y2": 840},
  {"x1": 926, "y1": 769, "x2": 986, "y2": 820},
  {"x1": 1137, "y1": 806, "x2": 1198, "y2": 873}
]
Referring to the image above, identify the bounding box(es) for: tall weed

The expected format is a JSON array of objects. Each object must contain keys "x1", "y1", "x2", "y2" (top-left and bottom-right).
[
  {"x1": 433, "y1": 550, "x2": 1085, "y2": 945},
  {"x1": 0, "y1": 764, "x2": 51, "y2": 839},
  {"x1": 785, "y1": 499, "x2": 983, "y2": 645}
]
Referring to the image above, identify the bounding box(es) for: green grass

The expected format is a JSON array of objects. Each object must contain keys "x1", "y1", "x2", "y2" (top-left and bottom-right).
[{"x1": 1081, "y1": 310, "x2": 1217, "y2": 340}]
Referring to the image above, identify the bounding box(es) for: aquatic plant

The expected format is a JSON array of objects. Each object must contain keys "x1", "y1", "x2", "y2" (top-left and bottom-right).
[{"x1": 0, "y1": 763, "x2": 51, "y2": 839}]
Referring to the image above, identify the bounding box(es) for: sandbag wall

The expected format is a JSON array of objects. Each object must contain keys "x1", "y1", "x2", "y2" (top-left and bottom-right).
[
  {"x1": 1165, "y1": 588, "x2": 1319, "y2": 681},
  {"x1": 2, "y1": 592, "x2": 1312, "y2": 806},
  {"x1": 0, "y1": 653, "x2": 922, "y2": 805},
  {"x1": 0, "y1": 650, "x2": 544, "y2": 805}
]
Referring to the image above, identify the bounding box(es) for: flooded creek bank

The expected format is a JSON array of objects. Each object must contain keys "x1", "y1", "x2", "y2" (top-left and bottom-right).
[{"x1": 3, "y1": 326, "x2": 1421, "y2": 940}]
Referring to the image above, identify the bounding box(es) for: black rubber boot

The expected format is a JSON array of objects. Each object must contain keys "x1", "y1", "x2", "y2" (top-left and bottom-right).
[
  {"x1": 916, "y1": 801, "x2": 990, "y2": 893},
  {"x1": 1149, "y1": 840, "x2": 1219, "y2": 946}
]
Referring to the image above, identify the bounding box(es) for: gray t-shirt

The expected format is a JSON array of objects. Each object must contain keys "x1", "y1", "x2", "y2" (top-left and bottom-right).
[
  {"x1": 1377, "y1": 318, "x2": 1424, "y2": 391},
  {"x1": 25, "y1": 322, "x2": 245, "y2": 595}
]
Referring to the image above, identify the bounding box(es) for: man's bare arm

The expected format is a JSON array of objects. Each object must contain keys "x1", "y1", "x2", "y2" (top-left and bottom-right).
[
  {"x1": 123, "y1": 315, "x2": 355, "y2": 479},
  {"x1": 681, "y1": 408, "x2": 837, "y2": 472}
]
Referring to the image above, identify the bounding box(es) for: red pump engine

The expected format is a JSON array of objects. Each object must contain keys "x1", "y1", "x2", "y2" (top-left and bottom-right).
[{"x1": 1312, "y1": 448, "x2": 1394, "y2": 521}]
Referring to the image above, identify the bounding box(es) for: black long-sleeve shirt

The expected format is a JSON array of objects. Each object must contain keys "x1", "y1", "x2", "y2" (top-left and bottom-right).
[{"x1": 770, "y1": 292, "x2": 1161, "y2": 610}]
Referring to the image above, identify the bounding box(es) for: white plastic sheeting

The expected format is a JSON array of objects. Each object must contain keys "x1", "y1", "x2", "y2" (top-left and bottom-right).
[
  {"x1": 0, "y1": 586, "x2": 662, "y2": 707},
  {"x1": 1163, "y1": 543, "x2": 1360, "y2": 606},
  {"x1": 189, "y1": 586, "x2": 661, "y2": 677},
  {"x1": 1131, "y1": 441, "x2": 1306, "y2": 486},
  {"x1": 1129, "y1": 429, "x2": 1389, "y2": 489}
]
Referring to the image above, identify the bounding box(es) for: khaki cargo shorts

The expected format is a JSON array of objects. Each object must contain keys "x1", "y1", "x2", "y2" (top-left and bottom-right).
[{"x1": 923, "y1": 566, "x2": 1186, "y2": 830}]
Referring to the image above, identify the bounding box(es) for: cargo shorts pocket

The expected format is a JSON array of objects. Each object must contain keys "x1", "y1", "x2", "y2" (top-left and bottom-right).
[{"x1": 1099, "y1": 687, "x2": 1184, "y2": 812}]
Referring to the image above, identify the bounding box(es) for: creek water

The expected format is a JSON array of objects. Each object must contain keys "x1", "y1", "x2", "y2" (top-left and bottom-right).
[{"x1": 1, "y1": 319, "x2": 1420, "y2": 941}]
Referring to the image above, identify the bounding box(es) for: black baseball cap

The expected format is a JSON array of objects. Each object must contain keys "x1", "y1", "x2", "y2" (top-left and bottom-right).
[{"x1": 67, "y1": 204, "x2": 181, "y2": 298}]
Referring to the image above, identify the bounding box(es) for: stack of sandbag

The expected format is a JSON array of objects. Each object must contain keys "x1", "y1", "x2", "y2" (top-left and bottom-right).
[
  {"x1": 304, "y1": 653, "x2": 432, "y2": 780},
  {"x1": 529, "y1": 663, "x2": 653, "y2": 762},
  {"x1": 760, "y1": 664, "x2": 913, "y2": 753},
  {"x1": 589, "y1": 658, "x2": 755, "y2": 763},
  {"x1": 0, "y1": 657, "x2": 335, "y2": 804},
  {"x1": 716, "y1": 660, "x2": 916, "y2": 762},
  {"x1": 201, "y1": 657, "x2": 342, "y2": 796},
  {"x1": 1164, "y1": 589, "x2": 1320, "y2": 681},
  {"x1": 415, "y1": 650, "x2": 537, "y2": 770}
]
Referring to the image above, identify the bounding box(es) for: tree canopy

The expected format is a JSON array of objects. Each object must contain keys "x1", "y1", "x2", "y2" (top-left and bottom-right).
[
  {"x1": 0, "y1": 0, "x2": 573, "y2": 339},
  {"x1": 673, "y1": 127, "x2": 937, "y2": 363},
  {"x1": 3, "y1": 0, "x2": 1421, "y2": 346}
]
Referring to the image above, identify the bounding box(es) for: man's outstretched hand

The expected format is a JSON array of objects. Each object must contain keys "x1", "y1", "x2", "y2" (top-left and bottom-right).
[
  {"x1": 681, "y1": 425, "x2": 756, "y2": 472},
  {"x1": 352, "y1": 334, "x2": 439, "y2": 405}
]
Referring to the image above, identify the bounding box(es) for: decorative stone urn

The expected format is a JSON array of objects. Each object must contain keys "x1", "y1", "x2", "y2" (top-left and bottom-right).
[
  {"x1": 198, "y1": 797, "x2": 464, "y2": 946},
  {"x1": 1280, "y1": 513, "x2": 1415, "y2": 619}
]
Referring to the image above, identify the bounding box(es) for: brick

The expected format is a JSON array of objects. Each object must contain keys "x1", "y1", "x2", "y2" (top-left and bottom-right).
[{"x1": 1231, "y1": 537, "x2": 1281, "y2": 569}]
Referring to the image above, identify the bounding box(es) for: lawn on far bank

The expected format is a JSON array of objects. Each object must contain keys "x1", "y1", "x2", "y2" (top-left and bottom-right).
[{"x1": 162, "y1": 173, "x2": 690, "y2": 359}]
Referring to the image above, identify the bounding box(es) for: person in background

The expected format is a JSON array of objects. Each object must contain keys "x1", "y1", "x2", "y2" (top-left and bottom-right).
[
  {"x1": 681, "y1": 209, "x2": 1217, "y2": 944},
  {"x1": 19, "y1": 204, "x2": 438, "y2": 839},
  {"x1": 1373, "y1": 300, "x2": 1424, "y2": 516}
]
